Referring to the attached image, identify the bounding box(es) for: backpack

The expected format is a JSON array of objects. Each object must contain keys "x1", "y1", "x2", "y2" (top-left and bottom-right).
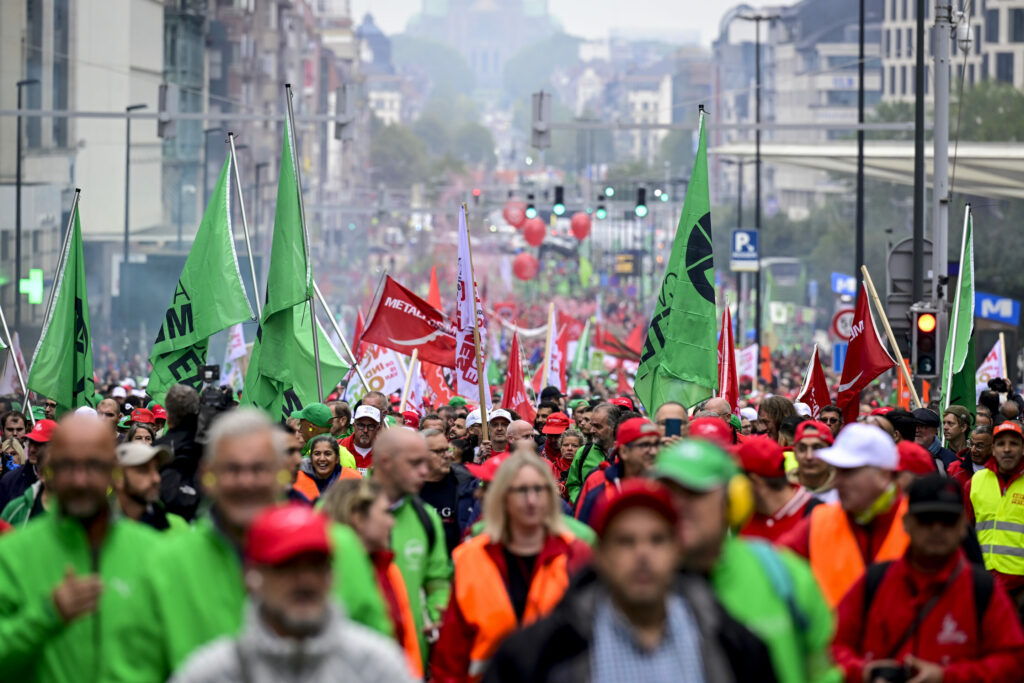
[{"x1": 409, "y1": 495, "x2": 437, "y2": 555}]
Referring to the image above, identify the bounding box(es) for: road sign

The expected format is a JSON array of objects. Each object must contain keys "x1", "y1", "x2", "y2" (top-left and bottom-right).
[
  {"x1": 730, "y1": 229, "x2": 758, "y2": 272},
  {"x1": 831, "y1": 307, "x2": 855, "y2": 341},
  {"x1": 18, "y1": 268, "x2": 44, "y2": 305},
  {"x1": 832, "y1": 342, "x2": 848, "y2": 374},
  {"x1": 975, "y1": 291, "x2": 1021, "y2": 325},
  {"x1": 830, "y1": 272, "x2": 857, "y2": 296}
]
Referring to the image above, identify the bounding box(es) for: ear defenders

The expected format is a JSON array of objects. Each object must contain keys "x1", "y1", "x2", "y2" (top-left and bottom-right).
[{"x1": 726, "y1": 473, "x2": 754, "y2": 530}]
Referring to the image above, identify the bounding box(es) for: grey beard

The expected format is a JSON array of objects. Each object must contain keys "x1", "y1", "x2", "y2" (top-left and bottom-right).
[{"x1": 256, "y1": 597, "x2": 329, "y2": 638}]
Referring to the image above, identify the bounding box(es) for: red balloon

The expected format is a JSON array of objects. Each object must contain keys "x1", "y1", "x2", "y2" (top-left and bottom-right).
[
  {"x1": 513, "y1": 252, "x2": 539, "y2": 280},
  {"x1": 570, "y1": 212, "x2": 591, "y2": 240},
  {"x1": 522, "y1": 217, "x2": 546, "y2": 247},
  {"x1": 503, "y1": 200, "x2": 527, "y2": 228}
]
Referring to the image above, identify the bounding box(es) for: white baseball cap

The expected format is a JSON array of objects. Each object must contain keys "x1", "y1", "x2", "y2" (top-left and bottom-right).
[
  {"x1": 75, "y1": 406, "x2": 98, "y2": 417},
  {"x1": 353, "y1": 405, "x2": 381, "y2": 423},
  {"x1": 465, "y1": 408, "x2": 482, "y2": 429},
  {"x1": 740, "y1": 407, "x2": 758, "y2": 421},
  {"x1": 111, "y1": 387, "x2": 127, "y2": 399},
  {"x1": 816, "y1": 423, "x2": 898, "y2": 471},
  {"x1": 488, "y1": 409, "x2": 512, "y2": 424},
  {"x1": 116, "y1": 442, "x2": 173, "y2": 467},
  {"x1": 793, "y1": 402, "x2": 812, "y2": 418}
]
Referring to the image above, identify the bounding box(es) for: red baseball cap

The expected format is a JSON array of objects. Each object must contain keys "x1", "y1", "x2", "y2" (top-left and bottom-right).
[
  {"x1": 870, "y1": 406, "x2": 894, "y2": 416},
  {"x1": 609, "y1": 397, "x2": 634, "y2": 410},
  {"x1": 994, "y1": 422, "x2": 1024, "y2": 441},
  {"x1": 151, "y1": 405, "x2": 167, "y2": 421},
  {"x1": 24, "y1": 419, "x2": 57, "y2": 444},
  {"x1": 616, "y1": 417, "x2": 659, "y2": 448},
  {"x1": 245, "y1": 504, "x2": 332, "y2": 565},
  {"x1": 542, "y1": 412, "x2": 571, "y2": 435},
  {"x1": 465, "y1": 453, "x2": 509, "y2": 482},
  {"x1": 402, "y1": 410, "x2": 420, "y2": 429},
  {"x1": 794, "y1": 420, "x2": 835, "y2": 446},
  {"x1": 734, "y1": 435, "x2": 786, "y2": 478},
  {"x1": 688, "y1": 417, "x2": 733, "y2": 448},
  {"x1": 591, "y1": 479, "x2": 678, "y2": 539},
  {"x1": 131, "y1": 408, "x2": 155, "y2": 425},
  {"x1": 897, "y1": 441, "x2": 937, "y2": 475}
]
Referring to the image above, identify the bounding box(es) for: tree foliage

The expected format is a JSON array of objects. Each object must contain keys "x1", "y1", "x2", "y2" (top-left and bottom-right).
[
  {"x1": 503, "y1": 33, "x2": 582, "y2": 101},
  {"x1": 391, "y1": 35, "x2": 476, "y2": 93},
  {"x1": 369, "y1": 117, "x2": 427, "y2": 187}
]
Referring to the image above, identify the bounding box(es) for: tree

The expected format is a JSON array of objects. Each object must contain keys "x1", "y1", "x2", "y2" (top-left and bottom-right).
[
  {"x1": 657, "y1": 129, "x2": 696, "y2": 175},
  {"x1": 370, "y1": 118, "x2": 427, "y2": 188},
  {"x1": 955, "y1": 79, "x2": 1024, "y2": 141},
  {"x1": 411, "y1": 115, "x2": 450, "y2": 157},
  {"x1": 503, "y1": 33, "x2": 581, "y2": 101},
  {"x1": 452, "y1": 123, "x2": 496, "y2": 168}
]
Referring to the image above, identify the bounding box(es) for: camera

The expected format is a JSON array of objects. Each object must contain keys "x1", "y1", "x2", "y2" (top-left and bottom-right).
[
  {"x1": 201, "y1": 364, "x2": 220, "y2": 384},
  {"x1": 871, "y1": 665, "x2": 910, "y2": 683}
]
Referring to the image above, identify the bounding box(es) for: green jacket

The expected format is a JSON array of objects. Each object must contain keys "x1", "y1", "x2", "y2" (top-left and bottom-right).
[
  {"x1": 108, "y1": 516, "x2": 390, "y2": 681},
  {"x1": 1, "y1": 481, "x2": 45, "y2": 528},
  {"x1": 390, "y1": 495, "x2": 452, "y2": 666},
  {"x1": 0, "y1": 510, "x2": 160, "y2": 682},
  {"x1": 565, "y1": 443, "x2": 606, "y2": 504},
  {"x1": 710, "y1": 535, "x2": 841, "y2": 683}
]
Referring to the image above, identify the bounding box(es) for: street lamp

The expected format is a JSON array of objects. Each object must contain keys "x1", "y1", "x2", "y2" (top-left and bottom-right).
[
  {"x1": 737, "y1": 12, "x2": 779, "y2": 350},
  {"x1": 14, "y1": 78, "x2": 39, "y2": 330},
  {"x1": 177, "y1": 183, "x2": 196, "y2": 250},
  {"x1": 203, "y1": 127, "x2": 222, "y2": 208},
  {"x1": 123, "y1": 103, "x2": 147, "y2": 266}
]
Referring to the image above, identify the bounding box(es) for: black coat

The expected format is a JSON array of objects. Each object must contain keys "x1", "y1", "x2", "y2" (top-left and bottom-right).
[
  {"x1": 156, "y1": 418, "x2": 202, "y2": 521},
  {"x1": 484, "y1": 567, "x2": 778, "y2": 683},
  {"x1": 0, "y1": 464, "x2": 37, "y2": 513}
]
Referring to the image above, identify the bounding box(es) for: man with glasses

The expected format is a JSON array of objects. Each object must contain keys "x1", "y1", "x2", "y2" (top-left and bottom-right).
[
  {"x1": 948, "y1": 424, "x2": 992, "y2": 489},
  {"x1": 575, "y1": 417, "x2": 661, "y2": 524},
  {"x1": 0, "y1": 414, "x2": 160, "y2": 681},
  {"x1": 818, "y1": 405, "x2": 843, "y2": 438},
  {"x1": 340, "y1": 405, "x2": 383, "y2": 474},
  {"x1": 42, "y1": 399, "x2": 57, "y2": 421},
  {"x1": 419, "y1": 428, "x2": 465, "y2": 555}
]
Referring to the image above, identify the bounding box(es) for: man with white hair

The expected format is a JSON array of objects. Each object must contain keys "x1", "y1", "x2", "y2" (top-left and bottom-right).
[{"x1": 113, "y1": 409, "x2": 391, "y2": 681}]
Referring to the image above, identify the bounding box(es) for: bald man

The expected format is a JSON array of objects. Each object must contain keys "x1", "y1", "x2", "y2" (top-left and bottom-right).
[
  {"x1": 507, "y1": 420, "x2": 534, "y2": 449},
  {"x1": 0, "y1": 415, "x2": 160, "y2": 681},
  {"x1": 372, "y1": 428, "x2": 451, "y2": 667}
]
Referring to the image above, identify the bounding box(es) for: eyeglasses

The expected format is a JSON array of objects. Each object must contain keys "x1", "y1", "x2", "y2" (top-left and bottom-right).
[
  {"x1": 821, "y1": 417, "x2": 841, "y2": 424},
  {"x1": 508, "y1": 484, "x2": 547, "y2": 498},
  {"x1": 44, "y1": 402, "x2": 58, "y2": 409},
  {"x1": 353, "y1": 422, "x2": 379, "y2": 432}
]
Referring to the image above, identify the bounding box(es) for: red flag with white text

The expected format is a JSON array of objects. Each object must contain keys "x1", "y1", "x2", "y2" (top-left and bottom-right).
[
  {"x1": 796, "y1": 345, "x2": 831, "y2": 418},
  {"x1": 361, "y1": 276, "x2": 456, "y2": 367},
  {"x1": 502, "y1": 332, "x2": 536, "y2": 423},
  {"x1": 836, "y1": 283, "x2": 896, "y2": 422},
  {"x1": 717, "y1": 307, "x2": 738, "y2": 413},
  {"x1": 455, "y1": 205, "x2": 492, "y2": 407}
]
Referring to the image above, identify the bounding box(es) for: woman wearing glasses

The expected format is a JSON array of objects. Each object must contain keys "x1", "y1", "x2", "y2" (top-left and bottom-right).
[{"x1": 432, "y1": 452, "x2": 590, "y2": 681}]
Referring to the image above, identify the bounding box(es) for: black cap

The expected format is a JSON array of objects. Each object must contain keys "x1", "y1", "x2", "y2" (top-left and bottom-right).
[
  {"x1": 907, "y1": 474, "x2": 964, "y2": 516},
  {"x1": 912, "y1": 408, "x2": 941, "y2": 428},
  {"x1": 540, "y1": 386, "x2": 564, "y2": 402}
]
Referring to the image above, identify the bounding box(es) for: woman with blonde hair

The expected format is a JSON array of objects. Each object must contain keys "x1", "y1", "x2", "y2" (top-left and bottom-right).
[
  {"x1": 320, "y1": 478, "x2": 423, "y2": 678},
  {"x1": 431, "y1": 451, "x2": 590, "y2": 681}
]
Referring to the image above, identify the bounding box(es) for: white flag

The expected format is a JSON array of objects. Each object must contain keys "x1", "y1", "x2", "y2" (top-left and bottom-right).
[
  {"x1": 976, "y1": 338, "x2": 1004, "y2": 399},
  {"x1": 344, "y1": 343, "x2": 406, "y2": 404},
  {"x1": 454, "y1": 205, "x2": 492, "y2": 407},
  {"x1": 225, "y1": 323, "x2": 247, "y2": 363},
  {"x1": 738, "y1": 344, "x2": 759, "y2": 383},
  {"x1": 0, "y1": 332, "x2": 29, "y2": 396}
]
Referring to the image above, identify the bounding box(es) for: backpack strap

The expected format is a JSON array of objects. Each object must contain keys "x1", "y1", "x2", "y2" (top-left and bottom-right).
[
  {"x1": 410, "y1": 495, "x2": 437, "y2": 555},
  {"x1": 969, "y1": 563, "x2": 995, "y2": 632},
  {"x1": 859, "y1": 561, "x2": 894, "y2": 649}
]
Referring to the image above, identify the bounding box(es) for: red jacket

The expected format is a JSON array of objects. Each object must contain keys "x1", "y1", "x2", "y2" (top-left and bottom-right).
[
  {"x1": 833, "y1": 551, "x2": 1024, "y2": 683},
  {"x1": 946, "y1": 452, "x2": 976, "y2": 491},
  {"x1": 739, "y1": 486, "x2": 815, "y2": 542},
  {"x1": 339, "y1": 433, "x2": 373, "y2": 470},
  {"x1": 778, "y1": 492, "x2": 905, "y2": 561},
  {"x1": 964, "y1": 457, "x2": 1024, "y2": 595}
]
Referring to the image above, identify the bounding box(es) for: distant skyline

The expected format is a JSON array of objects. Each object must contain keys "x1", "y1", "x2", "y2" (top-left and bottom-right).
[{"x1": 351, "y1": 0, "x2": 778, "y2": 46}]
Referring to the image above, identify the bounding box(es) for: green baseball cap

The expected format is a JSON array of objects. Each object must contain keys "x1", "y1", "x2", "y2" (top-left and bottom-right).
[
  {"x1": 31, "y1": 406, "x2": 45, "y2": 421},
  {"x1": 653, "y1": 439, "x2": 738, "y2": 492},
  {"x1": 448, "y1": 397, "x2": 467, "y2": 408},
  {"x1": 290, "y1": 403, "x2": 333, "y2": 429},
  {"x1": 117, "y1": 416, "x2": 131, "y2": 430}
]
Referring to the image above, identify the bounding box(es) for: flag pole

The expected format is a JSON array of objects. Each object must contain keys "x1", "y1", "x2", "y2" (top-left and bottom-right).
[
  {"x1": 227, "y1": 132, "x2": 262, "y2": 320},
  {"x1": 284, "y1": 84, "x2": 322, "y2": 401},
  {"x1": 398, "y1": 348, "x2": 419, "y2": 413},
  {"x1": 0, "y1": 304, "x2": 34, "y2": 425},
  {"x1": 312, "y1": 281, "x2": 371, "y2": 393},
  {"x1": 860, "y1": 265, "x2": 922, "y2": 408},
  {"x1": 1000, "y1": 332, "x2": 1008, "y2": 380},
  {"x1": 44, "y1": 189, "x2": 80, "y2": 323},
  {"x1": 540, "y1": 303, "x2": 555, "y2": 389},
  {"x1": 462, "y1": 202, "x2": 489, "y2": 442}
]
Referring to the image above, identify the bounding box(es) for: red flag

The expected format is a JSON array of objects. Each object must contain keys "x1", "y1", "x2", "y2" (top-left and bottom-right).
[
  {"x1": 502, "y1": 332, "x2": 535, "y2": 423},
  {"x1": 427, "y1": 265, "x2": 442, "y2": 309},
  {"x1": 717, "y1": 307, "x2": 738, "y2": 413},
  {"x1": 616, "y1": 367, "x2": 632, "y2": 396},
  {"x1": 593, "y1": 324, "x2": 641, "y2": 361},
  {"x1": 353, "y1": 310, "x2": 368, "y2": 364},
  {"x1": 532, "y1": 307, "x2": 570, "y2": 395},
  {"x1": 837, "y1": 283, "x2": 896, "y2": 423},
  {"x1": 361, "y1": 276, "x2": 457, "y2": 368},
  {"x1": 421, "y1": 265, "x2": 455, "y2": 407},
  {"x1": 796, "y1": 345, "x2": 831, "y2": 418}
]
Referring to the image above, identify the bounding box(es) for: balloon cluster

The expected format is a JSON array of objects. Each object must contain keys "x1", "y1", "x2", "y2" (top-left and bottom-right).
[{"x1": 504, "y1": 200, "x2": 591, "y2": 281}]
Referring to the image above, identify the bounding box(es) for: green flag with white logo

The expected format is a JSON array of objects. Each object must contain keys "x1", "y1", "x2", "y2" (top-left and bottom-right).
[
  {"x1": 634, "y1": 111, "x2": 717, "y2": 413},
  {"x1": 242, "y1": 117, "x2": 348, "y2": 418},
  {"x1": 941, "y1": 205, "x2": 976, "y2": 419},
  {"x1": 28, "y1": 203, "x2": 96, "y2": 413},
  {"x1": 148, "y1": 153, "x2": 255, "y2": 403}
]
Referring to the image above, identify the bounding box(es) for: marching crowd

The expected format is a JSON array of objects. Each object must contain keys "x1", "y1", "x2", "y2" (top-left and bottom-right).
[{"x1": 0, "y1": 378, "x2": 1023, "y2": 682}]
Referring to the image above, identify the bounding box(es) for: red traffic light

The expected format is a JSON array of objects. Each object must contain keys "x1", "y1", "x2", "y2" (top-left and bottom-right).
[
  {"x1": 472, "y1": 188, "x2": 482, "y2": 197},
  {"x1": 916, "y1": 312, "x2": 937, "y2": 333}
]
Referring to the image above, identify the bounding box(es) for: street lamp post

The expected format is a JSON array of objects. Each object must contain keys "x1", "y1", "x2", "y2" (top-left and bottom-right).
[
  {"x1": 14, "y1": 78, "x2": 39, "y2": 330},
  {"x1": 202, "y1": 127, "x2": 221, "y2": 208},
  {"x1": 738, "y1": 12, "x2": 779, "y2": 351},
  {"x1": 123, "y1": 103, "x2": 147, "y2": 267}
]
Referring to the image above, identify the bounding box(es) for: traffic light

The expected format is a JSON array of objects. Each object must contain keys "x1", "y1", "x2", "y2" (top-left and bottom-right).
[
  {"x1": 596, "y1": 193, "x2": 607, "y2": 220},
  {"x1": 604, "y1": 186, "x2": 615, "y2": 198},
  {"x1": 530, "y1": 91, "x2": 552, "y2": 149},
  {"x1": 472, "y1": 187, "x2": 481, "y2": 206},
  {"x1": 553, "y1": 186, "x2": 565, "y2": 216},
  {"x1": 911, "y1": 305, "x2": 939, "y2": 378},
  {"x1": 634, "y1": 188, "x2": 648, "y2": 218},
  {"x1": 525, "y1": 193, "x2": 537, "y2": 219}
]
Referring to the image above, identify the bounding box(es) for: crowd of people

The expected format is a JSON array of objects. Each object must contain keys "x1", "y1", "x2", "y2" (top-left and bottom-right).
[{"x1": 1, "y1": 374, "x2": 1023, "y2": 682}]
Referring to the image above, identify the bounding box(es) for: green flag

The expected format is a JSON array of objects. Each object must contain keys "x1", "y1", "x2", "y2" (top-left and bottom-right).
[
  {"x1": 147, "y1": 154, "x2": 255, "y2": 403},
  {"x1": 634, "y1": 111, "x2": 717, "y2": 412},
  {"x1": 242, "y1": 118, "x2": 347, "y2": 418},
  {"x1": 28, "y1": 203, "x2": 96, "y2": 413},
  {"x1": 941, "y1": 206, "x2": 976, "y2": 418}
]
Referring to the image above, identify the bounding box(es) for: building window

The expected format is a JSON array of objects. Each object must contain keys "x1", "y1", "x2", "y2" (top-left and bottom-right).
[
  {"x1": 890, "y1": 65, "x2": 896, "y2": 94},
  {"x1": 896, "y1": 29, "x2": 902, "y2": 57},
  {"x1": 996, "y1": 52, "x2": 1014, "y2": 83},
  {"x1": 968, "y1": 63, "x2": 975, "y2": 84},
  {"x1": 891, "y1": 0, "x2": 897, "y2": 20},
  {"x1": 907, "y1": 28, "x2": 913, "y2": 56},
  {"x1": 1012, "y1": 9, "x2": 1024, "y2": 42},
  {"x1": 901, "y1": 65, "x2": 907, "y2": 94},
  {"x1": 975, "y1": 25, "x2": 982, "y2": 54},
  {"x1": 885, "y1": 29, "x2": 891, "y2": 58},
  {"x1": 986, "y1": 9, "x2": 999, "y2": 43},
  {"x1": 902, "y1": 0, "x2": 907, "y2": 20},
  {"x1": 982, "y1": 53, "x2": 989, "y2": 79},
  {"x1": 881, "y1": 68, "x2": 885, "y2": 92}
]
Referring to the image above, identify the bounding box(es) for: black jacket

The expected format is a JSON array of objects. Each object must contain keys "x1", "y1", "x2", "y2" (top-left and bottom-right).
[
  {"x1": 484, "y1": 567, "x2": 778, "y2": 683},
  {"x1": 156, "y1": 417, "x2": 202, "y2": 521},
  {"x1": 0, "y1": 464, "x2": 37, "y2": 513}
]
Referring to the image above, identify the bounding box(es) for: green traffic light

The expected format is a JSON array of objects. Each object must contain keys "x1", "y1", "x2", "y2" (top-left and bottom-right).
[
  {"x1": 660, "y1": 193, "x2": 669, "y2": 202},
  {"x1": 525, "y1": 206, "x2": 537, "y2": 219},
  {"x1": 553, "y1": 203, "x2": 565, "y2": 216},
  {"x1": 596, "y1": 207, "x2": 608, "y2": 220},
  {"x1": 604, "y1": 186, "x2": 615, "y2": 198},
  {"x1": 634, "y1": 205, "x2": 648, "y2": 218}
]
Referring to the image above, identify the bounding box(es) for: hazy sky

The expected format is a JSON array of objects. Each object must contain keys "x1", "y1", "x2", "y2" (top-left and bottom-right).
[{"x1": 351, "y1": 0, "x2": 776, "y2": 46}]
